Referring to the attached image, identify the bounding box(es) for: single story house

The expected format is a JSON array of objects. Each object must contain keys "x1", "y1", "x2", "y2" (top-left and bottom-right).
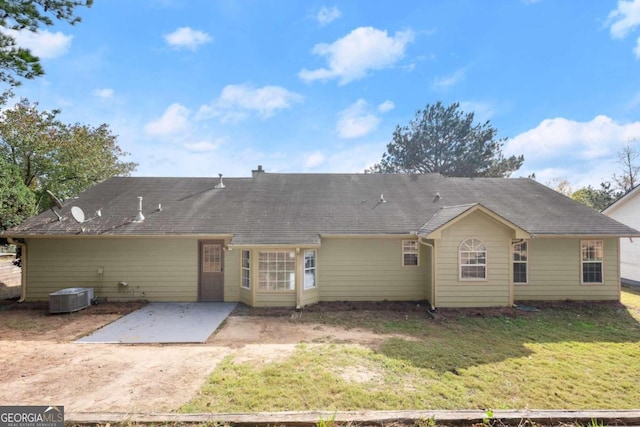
[
  {"x1": 4, "y1": 167, "x2": 639, "y2": 308},
  {"x1": 603, "y1": 184, "x2": 640, "y2": 285}
]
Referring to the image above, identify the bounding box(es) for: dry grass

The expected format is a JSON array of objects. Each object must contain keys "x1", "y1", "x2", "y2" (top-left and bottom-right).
[{"x1": 184, "y1": 289, "x2": 640, "y2": 412}]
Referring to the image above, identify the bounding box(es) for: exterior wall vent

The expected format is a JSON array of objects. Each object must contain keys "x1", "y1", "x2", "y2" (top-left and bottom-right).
[{"x1": 49, "y1": 287, "x2": 94, "y2": 313}]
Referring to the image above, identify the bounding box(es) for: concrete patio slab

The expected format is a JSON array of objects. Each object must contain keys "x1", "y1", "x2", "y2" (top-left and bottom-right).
[{"x1": 76, "y1": 302, "x2": 237, "y2": 344}]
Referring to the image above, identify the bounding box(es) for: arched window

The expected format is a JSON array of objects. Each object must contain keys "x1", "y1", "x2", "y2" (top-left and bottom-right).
[{"x1": 459, "y1": 238, "x2": 487, "y2": 280}]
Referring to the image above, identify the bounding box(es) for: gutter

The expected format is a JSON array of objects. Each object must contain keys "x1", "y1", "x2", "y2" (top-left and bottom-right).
[{"x1": 7, "y1": 237, "x2": 26, "y2": 303}]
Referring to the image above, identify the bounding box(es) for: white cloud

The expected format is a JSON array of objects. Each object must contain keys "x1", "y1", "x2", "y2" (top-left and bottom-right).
[
  {"x1": 197, "y1": 83, "x2": 304, "y2": 122},
  {"x1": 322, "y1": 142, "x2": 388, "y2": 173},
  {"x1": 337, "y1": 99, "x2": 382, "y2": 139},
  {"x1": 4, "y1": 29, "x2": 72, "y2": 58},
  {"x1": 184, "y1": 140, "x2": 221, "y2": 153},
  {"x1": 506, "y1": 115, "x2": 640, "y2": 188},
  {"x1": 299, "y1": 27, "x2": 415, "y2": 85},
  {"x1": 164, "y1": 27, "x2": 212, "y2": 50},
  {"x1": 377, "y1": 100, "x2": 395, "y2": 113},
  {"x1": 432, "y1": 69, "x2": 466, "y2": 90},
  {"x1": 505, "y1": 115, "x2": 640, "y2": 161},
  {"x1": 606, "y1": 0, "x2": 640, "y2": 57},
  {"x1": 304, "y1": 151, "x2": 326, "y2": 168},
  {"x1": 92, "y1": 88, "x2": 114, "y2": 99},
  {"x1": 316, "y1": 6, "x2": 342, "y2": 26},
  {"x1": 144, "y1": 103, "x2": 191, "y2": 137},
  {"x1": 607, "y1": 0, "x2": 640, "y2": 38}
]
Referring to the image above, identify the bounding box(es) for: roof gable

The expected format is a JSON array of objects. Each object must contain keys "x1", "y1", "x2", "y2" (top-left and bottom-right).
[{"x1": 419, "y1": 203, "x2": 531, "y2": 240}]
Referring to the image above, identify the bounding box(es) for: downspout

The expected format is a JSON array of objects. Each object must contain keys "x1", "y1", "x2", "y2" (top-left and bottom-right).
[
  {"x1": 8, "y1": 237, "x2": 27, "y2": 303},
  {"x1": 418, "y1": 236, "x2": 436, "y2": 310},
  {"x1": 295, "y1": 248, "x2": 303, "y2": 310},
  {"x1": 509, "y1": 239, "x2": 515, "y2": 308}
]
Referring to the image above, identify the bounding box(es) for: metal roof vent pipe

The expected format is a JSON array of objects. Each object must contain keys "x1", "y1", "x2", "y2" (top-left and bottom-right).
[
  {"x1": 133, "y1": 196, "x2": 145, "y2": 223},
  {"x1": 215, "y1": 173, "x2": 225, "y2": 189}
]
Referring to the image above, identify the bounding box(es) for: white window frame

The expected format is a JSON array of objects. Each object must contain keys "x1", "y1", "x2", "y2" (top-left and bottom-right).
[
  {"x1": 241, "y1": 250, "x2": 251, "y2": 289},
  {"x1": 459, "y1": 238, "x2": 487, "y2": 281},
  {"x1": 258, "y1": 250, "x2": 296, "y2": 292},
  {"x1": 402, "y1": 240, "x2": 419, "y2": 267},
  {"x1": 304, "y1": 249, "x2": 317, "y2": 289},
  {"x1": 581, "y1": 240, "x2": 604, "y2": 284},
  {"x1": 513, "y1": 241, "x2": 528, "y2": 284}
]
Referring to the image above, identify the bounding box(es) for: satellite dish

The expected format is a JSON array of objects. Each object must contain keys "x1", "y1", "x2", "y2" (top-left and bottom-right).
[
  {"x1": 71, "y1": 206, "x2": 85, "y2": 223},
  {"x1": 45, "y1": 190, "x2": 63, "y2": 220}
]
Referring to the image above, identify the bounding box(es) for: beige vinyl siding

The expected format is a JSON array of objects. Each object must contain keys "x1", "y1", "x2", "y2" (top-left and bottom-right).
[
  {"x1": 25, "y1": 237, "x2": 199, "y2": 302},
  {"x1": 223, "y1": 248, "x2": 240, "y2": 302},
  {"x1": 421, "y1": 241, "x2": 434, "y2": 306},
  {"x1": 239, "y1": 288, "x2": 253, "y2": 306},
  {"x1": 254, "y1": 291, "x2": 296, "y2": 307},
  {"x1": 302, "y1": 287, "x2": 319, "y2": 306},
  {"x1": 435, "y1": 211, "x2": 512, "y2": 307},
  {"x1": 514, "y1": 237, "x2": 620, "y2": 301},
  {"x1": 318, "y1": 237, "x2": 427, "y2": 301}
]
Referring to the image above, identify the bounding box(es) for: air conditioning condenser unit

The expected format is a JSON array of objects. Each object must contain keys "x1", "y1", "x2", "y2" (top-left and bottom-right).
[{"x1": 49, "y1": 287, "x2": 94, "y2": 314}]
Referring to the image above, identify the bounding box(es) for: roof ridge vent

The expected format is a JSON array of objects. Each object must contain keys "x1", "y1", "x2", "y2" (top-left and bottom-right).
[{"x1": 215, "y1": 173, "x2": 225, "y2": 189}]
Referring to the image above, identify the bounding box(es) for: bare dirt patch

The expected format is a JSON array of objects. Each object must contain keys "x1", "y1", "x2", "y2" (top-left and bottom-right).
[{"x1": 0, "y1": 299, "x2": 415, "y2": 413}]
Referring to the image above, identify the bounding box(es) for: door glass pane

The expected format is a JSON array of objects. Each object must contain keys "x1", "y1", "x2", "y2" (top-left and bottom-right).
[{"x1": 203, "y1": 244, "x2": 221, "y2": 272}]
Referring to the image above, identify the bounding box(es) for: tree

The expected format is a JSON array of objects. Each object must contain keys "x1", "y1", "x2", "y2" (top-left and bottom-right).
[
  {"x1": 547, "y1": 178, "x2": 573, "y2": 197},
  {"x1": 0, "y1": 0, "x2": 92, "y2": 86},
  {"x1": 0, "y1": 94, "x2": 137, "y2": 212},
  {"x1": 0, "y1": 155, "x2": 36, "y2": 231},
  {"x1": 368, "y1": 101, "x2": 524, "y2": 177},
  {"x1": 571, "y1": 182, "x2": 621, "y2": 212},
  {"x1": 612, "y1": 140, "x2": 639, "y2": 194}
]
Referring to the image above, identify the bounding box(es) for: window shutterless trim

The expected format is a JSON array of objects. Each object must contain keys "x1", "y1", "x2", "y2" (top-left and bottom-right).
[
  {"x1": 402, "y1": 240, "x2": 419, "y2": 267},
  {"x1": 580, "y1": 240, "x2": 604, "y2": 284},
  {"x1": 459, "y1": 237, "x2": 487, "y2": 281},
  {"x1": 304, "y1": 249, "x2": 317, "y2": 289},
  {"x1": 241, "y1": 249, "x2": 251, "y2": 289},
  {"x1": 513, "y1": 241, "x2": 528, "y2": 285}
]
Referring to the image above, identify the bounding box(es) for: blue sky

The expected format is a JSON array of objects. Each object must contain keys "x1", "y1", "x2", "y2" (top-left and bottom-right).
[{"x1": 8, "y1": 0, "x2": 640, "y2": 190}]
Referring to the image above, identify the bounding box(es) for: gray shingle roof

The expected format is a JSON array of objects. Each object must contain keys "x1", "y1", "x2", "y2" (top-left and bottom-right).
[
  {"x1": 419, "y1": 204, "x2": 478, "y2": 235},
  {"x1": 5, "y1": 172, "x2": 639, "y2": 243}
]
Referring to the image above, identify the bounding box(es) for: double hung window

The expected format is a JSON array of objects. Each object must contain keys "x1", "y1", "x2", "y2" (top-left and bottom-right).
[
  {"x1": 459, "y1": 238, "x2": 487, "y2": 280},
  {"x1": 513, "y1": 242, "x2": 527, "y2": 284},
  {"x1": 581, "y1": 240, "x2": 603, "y2": 284},
  {"x1": 403, "y1": 240, "x2": 419, "y2": 266},
  {"x1": 241, "y1": 250, "x2": 251, "y2": 289},
  {"x1": 304, "y1": 250, "x2": 317, "y2": 289}
]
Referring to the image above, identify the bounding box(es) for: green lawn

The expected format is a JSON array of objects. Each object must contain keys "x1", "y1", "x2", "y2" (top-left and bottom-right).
[{"x1": 183, "y1": 289, "x2": 640, "y2": 412}]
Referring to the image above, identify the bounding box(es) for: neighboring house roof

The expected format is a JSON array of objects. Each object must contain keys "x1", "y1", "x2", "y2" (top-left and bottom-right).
[
  {"x1": 5, "y1": 172, "x2": 640, "y2": 244},
  {"x1": 602, "y1": 184, "x2": 640, "y2": 215}
]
